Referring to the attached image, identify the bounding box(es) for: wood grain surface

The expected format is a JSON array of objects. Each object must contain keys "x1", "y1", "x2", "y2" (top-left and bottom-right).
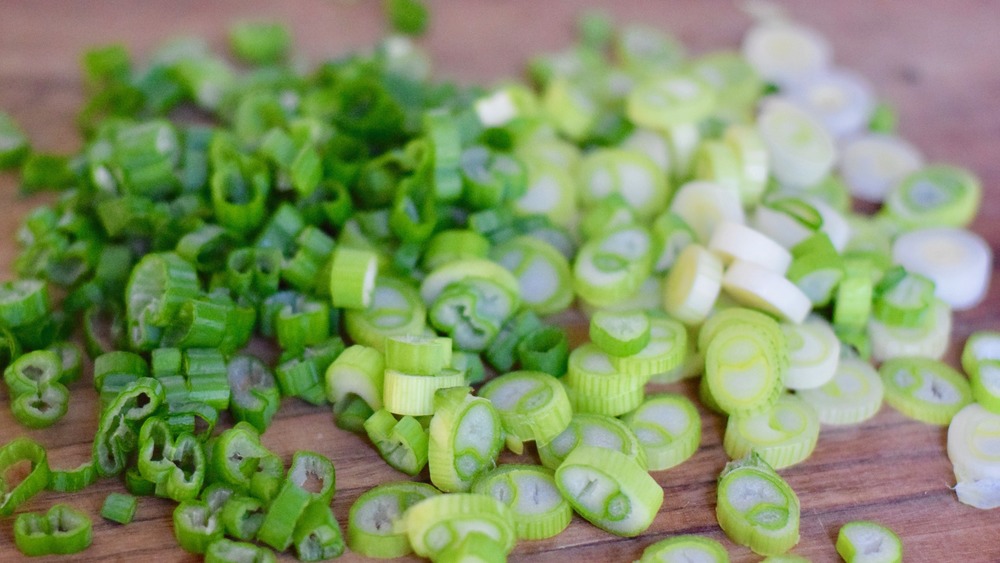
[{"x1": 1, "y1": 1, "x2": 999, "y2": 561}]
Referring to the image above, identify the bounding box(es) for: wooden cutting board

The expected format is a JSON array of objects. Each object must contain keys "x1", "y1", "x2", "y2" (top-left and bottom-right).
[{"x1": 0, "y1": 1, "x2": 998, "y2": 561}]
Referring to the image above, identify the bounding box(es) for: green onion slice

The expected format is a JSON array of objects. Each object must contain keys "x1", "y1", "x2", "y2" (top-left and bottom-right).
[
  {"x1": 612, "y1": 316, "x2": 688, "y2": 379},
  {"x1": 723, "y1": 393, "x2": 820, "y2": 469},
  {"x1": 883, "y1": 165, "x2": 981, "y2": 229},
  {"x1": 492, "y1": 235, "x2": 574, "y2": 315},
  {"x1": 836, "y1": 520, "x2": 903, "y2": 563},
  {"x1": 704, "y1": 322, "x2": 785, "y2": 417},
  {"x1": 403, "y1": 493, "x2": 517, "y2": 560},
  {"x1": 472, "y1": 464, "x2": 572, "y2": 540},
  {"x1": 716, "y1": 452, "x2": 800, "y2": 556},
  {"x1": 622, "y1": 393, "x2": 701, "y2": 471},
  {"x1": 428, "y1": 387, "x2": 505, "y2": 492},
  {"x1": 347, "y1": 481, "x2": 440, "y2": 558},
  {"x1": 574, "y1": 225, "x2": 655, "y2": 308},
  {"x1": 798, "y1": 357, "x2": 884, "y2": 425},
  {"x1": 478, "y1": 370, "x2": 572, "y2": 454},
  {"x1": 781, "y1": 315, "x2": 840, "y2": 390},
  {"x1": 555, "y1": 445, "x2": 664, "y2": 537},
  {"x1": 589, "y1": 310, "x2": 651, "y2": 357},
  {"x1": 868, "y1": 299, "x2": 952, "y2": 363},
  {"x1": 344, "y1": 276, "x2": 427, "y2": 352},
  {"x1": 879, "y1": 356, "x2": 971, "y2": 425},
  {"x1": 538, "y1": 412, "x2": 647, "y2": 471},
  {"x1": 636, "y1": 534, "x2": 730, "y2": 563},
  {"x1": 663, "y1": 243, "x2": 723, "y2": 325}
]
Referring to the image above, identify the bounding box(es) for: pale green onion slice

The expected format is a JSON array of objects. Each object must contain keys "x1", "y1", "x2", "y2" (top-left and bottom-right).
[
  {"x1": 622, "y1": 127, "x2": 672, "y2": 173},
  {"x1": 329, "y1": 247, "x2": 378, "y2": 310},
  {"x1": 403, "y1": 493, "x2": 516, "y2": 560},
  {"x1": 961, "y1": 331, "x2": 1000, "y2": 375},
  {"x1": 538, "y1": 412, "x2": 646, "y2": 471},
  {"x1": 613, "y1": 316, "x2": 687, "y2": 379},
  {"x1": 637, "y1": 534, "x2": 729, "y2": 563},
  {"x1": 948, "y1": 403, "x2": 1000, "y2": 508},
  {"x1": 344, "y1": 276, "x2": 426, "y2": 352},
  {"x1": 664, "y1": 123, "x2": 702, "y2": 181},
  {"x1": 694, "y1": 140, "x2": 743, "y2": 196},
  {"x1": 723, "y1": 124, "x2": 769, "y2": 207},
  {"x1": 879, "y1": 357, "x2": 971, "y2": 425},
  {"x1": 663, "y1": 244, "x2": 723, "y2": 325},
  {"x1": 698, "y1": 307, "x2": 785, "y2": 356},
  {"x1": 513, "y1": 158, "x2": 577, "y2": 228},
  {"x1": 382, "y1": 368, "x2": 465, "y2": 417},
  {"x1": 798, "y1": 357, "x2": 884, "y2": 425},
  {"x1": 716, "y1": 452, "x2": 800, "y2": 557},
  {"x1": 566, "y1": 343, "x2": 649, "y2": 399},
  {"x1": 742, "y1": 21, "x2": 831, "y2": 85},
  {"x1": 478, "y1": 370, "x2": 572, "y2": 454},
  {"x1": 947, "y1": 402, "x2": 1000, "y2": 484},
  {"x1": 576, "y1": 148, "x2": 670, "y2": 220},
  {"x1": 781, "y1": 315, "x2": 839, "y2": 390},
  {"x1": 835, "y1": 521, "x2": 903, "y2": 563},
  {"x1": 723, "y1": 394, "x2": 819, "y2": 469},
  {"x1": 492, "y1": 236, "x2": 573, "y2": 315},
  {"x1": 832, "y1": 259, "x2": 875, "y2": 332},
  {"x1": 757, "y1": 98, "x2": 836, "y2": 188},
  {"x1": 623, "y1": 393, "x2": 701, "y2": 471},
  {"x1": 838, "y1": 133, "x2": 923, "y2": 203},
  {"x1": 626, "y1": 71, "x2": 716, "y2": 128},
  {"x1": 669, "y1": 181, "x2": 745, "y2": 244},
  {"x1": 786, "y1": 233, "x2": 843, "y2": 307},
  {"x1": 347, "y1": 481, "x2": 440, "y2": 559},
  {"x1": 883, "y1": 165, "x2": 981, "y2": 229},
  {"x1": 722, "y1": 260, "x2": 811, "y2": 324},
  {"x1": 419, "y1": 258, "x2": 520, "y2": 308},
  {"x1": 891, "y1": 227, "x2": 992, "y2": 311},
  {"x1": 782, "y1": 68, "x2": 875, "y2": 139},
  {"x1": 868, "y1": 299, "x2": 951, "y2": 363},
  {"x1": 704, "y1": 323, "x2": 784, "y2": 417},
  {"x1": 542, "y1": 78, "x2": 598, "y2": 140},
  {"x1": 428, "y1": 387, "x2": 505, "y2": 492},
  {"x1": 384, "y1": 335, "x2": 453, "y2": 376},
  {"x1": 574, "y1": 226, "x2": 654, "y2": 308},
  {"x1": 471, "y1": 464, "x2": 571, "y2": 540},
  {"x1": 760, "y1": 555, "x2": 811, "y2": 563},
  {"x1": 590, "y1": 310, "x2": 651, "y2": 357},
  {"x1": 651, "y1": 212, "x2": 697, "y2": 274},
  {"x1": 751, "y1": 197, "x2": 822, "y2": 251},
  {"x1": 555, "y1": 445, "x2": 663, "y2": 537},
  {"x1": 709, "y1": 221, "x2": 792, "y2": 274},
  {"x1": 325, "y1": 344, "x2": 385, "y2": 412}
]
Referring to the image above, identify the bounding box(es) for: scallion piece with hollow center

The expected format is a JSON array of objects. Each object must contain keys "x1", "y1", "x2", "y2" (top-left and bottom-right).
[
  {"x1": 836, "y1": 520, "x2": 903, "y2": 563},
  {"x1": 347, "y1": 481, "x2": 440, "y2": 558},
  {"x1": 724, "y1": 393, "x2": 820, "y2": 469},
  {"x1": 716, "y1": 452, "x2": 800, "y2": 556},
  {"x1": 798, "y1": 356, "x2": 884, "y2": 425},
  {"x1": 623, "y1": 393, "x2": 700, "y2": 471},
  {"x1": 538, "y1": 412, "x2": 647, "y2": 471},
  {"x1": 879, "y1": 356, "x2": 971, "y2": 425},
  {"x1": 555, "y1": 445, "x2": 664, "y2": 537},
  {"x1": 947, "y1": 403, "x2": 1000, "y2": 509},
  {"x1": 589, "y1": 310, "x2": 651, "y2": 357},
  {"x1": 478, "y1": 370, "x2": 572, "y2": 454},
  {"x1": 428, "y1": 387, "x2": 505, "y2": 492},
  {"x1": 636, "y1": 535, "x2": 730, "y2": 563},
  {"x1": 344, "y1": 276, "x2": 427, "y2": 351},
  {"x1": 404, "y1": 492, "x2": 517, "y2": 560},
  {"x1": 364, "y1": 409, "x2": 429, "y2": 476},
  {"x1": 472, "y1": 464, "x2": 572, "y2": 540},
  {"x1": 14, "y1": 504, "x2": 92, "y2": 556}
]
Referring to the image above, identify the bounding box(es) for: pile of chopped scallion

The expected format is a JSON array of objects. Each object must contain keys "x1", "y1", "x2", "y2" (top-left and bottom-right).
[{"x1": 0, "y1": 0, "x2": 996, "y2": 560}]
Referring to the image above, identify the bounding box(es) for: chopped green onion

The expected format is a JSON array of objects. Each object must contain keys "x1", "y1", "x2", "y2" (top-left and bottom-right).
[
  {"x1": 836, "y1": 521, "x2": 903, "y2": 563},
  {"x1": 622, "y1": 393, "x2": 701, "y2": 471},
  {"x1": 14, "y1": 504, "x2": 92, "y2": 556},
  {"x1": 879, "y1": 357, "x2": 971, "y2": 426},
  {"x1": 101, "y1": 492, "x2": 139, "y2": 524},
  {"x1": 724, "y1": 393, "x2": 820, "y2": 469},
  {"x1": 347, "y1": 481, "x2": 440, "y2": 558},
  {"x1": 472, "y1": 464, "x2": 572, "y2": 540},
  {"x1": 428, "y1": 387, "x2": 505, "y2": 492},
  {"x1": 637, "y1": 535, "x2": 730, "y2": 562},
  {"x1": 478, "y1": 370, "x2": 572, "y2": 454},
  {"x1": 716, "y1": 452, "x2": 800, "y2": 556}
]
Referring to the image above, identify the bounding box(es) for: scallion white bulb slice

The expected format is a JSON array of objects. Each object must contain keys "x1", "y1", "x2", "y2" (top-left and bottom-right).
[
  {"x1": 742, "y1": 21, "x2": 831, "y2": 85},
  {"x1": 782, "y1": 67, "x2": 875, "y2": 139},
  {"x1": 663, "y1": 244, "x2": 724, "y2": 325},
  {"x1": 781, "y1": 315, "x2": 839, "y2": 390},
  {"x1": 756, "y1": 98, "x2": 836, "y2": 188},
  {"x1": 709, "y1": 221, "x2": 792, "y2": 274},
  {"x1": 838, "y1": 134, "x2": 923, "y2": 203},
  {"x1": 948, "y1": 403, "x2": 1000, "y2": 509},
  {"x1": 722, "y1": 260, "x2": 812, "y2": 324},
  {"x1": 892, "y1": 227, "x2": 992, "y2": 311}
]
